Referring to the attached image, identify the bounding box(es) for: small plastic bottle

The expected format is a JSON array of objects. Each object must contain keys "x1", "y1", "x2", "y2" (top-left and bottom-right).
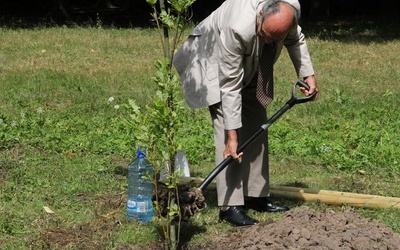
[
  {"x1": 127, "y1": 148, "x2": 154, "y2": 222},
  {"x1": 175, "y1": 150, "x2": 190, "y2": 177}
]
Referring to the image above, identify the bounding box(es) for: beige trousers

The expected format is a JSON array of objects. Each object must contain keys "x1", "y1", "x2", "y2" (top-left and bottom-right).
[{"x1": 209, "y1": 83, "x2": 270, "y2": 207}]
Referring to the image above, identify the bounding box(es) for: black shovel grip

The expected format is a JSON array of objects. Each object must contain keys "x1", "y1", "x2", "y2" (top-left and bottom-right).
[
  {"x1": 297, "y1": 80, "x2": 310, "y2": 90},
  {"x1": 197, "y1": 80, "x2": 316, "y2": 192},
  {"x1": 288, "y1": 81, "x2": 317, "y2": 106}
]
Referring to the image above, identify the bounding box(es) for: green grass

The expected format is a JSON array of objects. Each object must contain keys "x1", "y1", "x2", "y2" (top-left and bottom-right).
[{"x1": 1, "y1": 16, "x2": 400, "y2": 249}]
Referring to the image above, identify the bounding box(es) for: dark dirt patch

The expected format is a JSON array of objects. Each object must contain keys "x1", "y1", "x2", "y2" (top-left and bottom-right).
[
  {"x1": 154, "y1": 183, "x2": 206, "y2": 221},
  {"x1": 40, "y1": 219, "x2": 117, "y2": 249},
  {"x1": 32, "y1": 192, "x2": 125, "y2": 249},
  {"x1": 187, "y1": 205, "x2": 400, "y2": 250}
]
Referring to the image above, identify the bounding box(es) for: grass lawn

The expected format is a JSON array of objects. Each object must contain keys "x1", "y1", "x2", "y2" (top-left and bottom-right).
[{"x1": 0, "y1": 14, "x2": 399, "y2": 249}]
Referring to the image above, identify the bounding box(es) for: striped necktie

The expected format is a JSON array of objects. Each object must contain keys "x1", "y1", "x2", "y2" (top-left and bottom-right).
[{"x1": 256, "y1": 43, "x2": 275, "y2": 107}]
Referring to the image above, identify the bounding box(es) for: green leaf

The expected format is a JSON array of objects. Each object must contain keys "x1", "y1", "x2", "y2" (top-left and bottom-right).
[{"x1": 146, "y1": 0, "x2": 158, "y2": 6}]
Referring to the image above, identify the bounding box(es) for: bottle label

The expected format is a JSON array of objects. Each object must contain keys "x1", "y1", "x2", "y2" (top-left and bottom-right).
[
  {"x1": 127, "y1": 199, "x2": 150, "y2": 212},
  {"x1": 137, "y1": 201, "x2": 148, "y2": 212}
]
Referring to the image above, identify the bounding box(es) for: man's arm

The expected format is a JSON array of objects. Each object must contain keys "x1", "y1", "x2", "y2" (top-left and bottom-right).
[
  {"x1": 224, "y1": 129, "x2": 243, "y2": 159},
  {"x1": 285, "y1": 25, "x2": 319, "y2": 98},
  {"x1": 218, "y1": 27, "x2": 247, "y2": 131},
  {"x1": 303, "y1": 75, "x2": 319, "y2": 100},
  {"x1": 284, "y1": 25, "x2": 315, "y2": 79},
  {"x1": 218, "y1": 27, "x2": 248, "y2": 159}
]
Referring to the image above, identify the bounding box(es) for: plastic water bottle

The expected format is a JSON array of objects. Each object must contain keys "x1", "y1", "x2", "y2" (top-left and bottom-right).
[
  {"x1": 175, "y1": 150, "x2": 190, "y2": 177},
  {"x1": 159, "y1": 150, "x2": 190, "y2": 182},
  {"x1": 127, "y1": 148, "x2": 154, "y2": 222}
]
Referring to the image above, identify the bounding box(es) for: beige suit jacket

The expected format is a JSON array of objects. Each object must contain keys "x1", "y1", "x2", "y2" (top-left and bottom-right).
[{"x1": 173, "y1": 0, "x2": 315, "y2": 130}]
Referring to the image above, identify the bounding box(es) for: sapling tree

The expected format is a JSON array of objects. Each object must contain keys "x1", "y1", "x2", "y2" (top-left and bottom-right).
[{"x1": 126, "y1": 0, "x2": 196, "y2": 249}]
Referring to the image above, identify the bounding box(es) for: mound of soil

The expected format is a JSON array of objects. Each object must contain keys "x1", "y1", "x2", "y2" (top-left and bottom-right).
[{"x1": 189, "y1": 206, "x2": 400, "y2": 250}]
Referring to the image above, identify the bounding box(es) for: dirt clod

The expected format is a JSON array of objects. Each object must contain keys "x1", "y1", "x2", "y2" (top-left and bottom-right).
[{"x1": 153, "y1": 183, "x2": 206, "y2": 221}]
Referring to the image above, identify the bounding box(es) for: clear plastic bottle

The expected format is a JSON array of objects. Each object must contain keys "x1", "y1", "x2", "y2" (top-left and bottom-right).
[{"x1": 127, "y1": 148, "x2": 154, "y2": 222}]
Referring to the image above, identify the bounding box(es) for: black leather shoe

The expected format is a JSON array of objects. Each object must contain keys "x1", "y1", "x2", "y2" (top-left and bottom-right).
[
  {"x1": 245, "y1": 197, "x2": 290, "y2": 213},
  {"x1": 219, "y1": 206, "x2": 259, "y2": 227}
]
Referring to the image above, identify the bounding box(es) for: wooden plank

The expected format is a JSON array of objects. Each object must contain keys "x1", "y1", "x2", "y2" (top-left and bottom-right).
[{"x1": 178, "y1": 177, "x2": 400, "y2": 209}]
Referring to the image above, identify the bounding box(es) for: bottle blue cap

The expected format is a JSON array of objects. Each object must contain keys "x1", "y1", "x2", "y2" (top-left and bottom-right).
[{"x1": 137, "y1": 148, "x2": 145, "y2": 158}]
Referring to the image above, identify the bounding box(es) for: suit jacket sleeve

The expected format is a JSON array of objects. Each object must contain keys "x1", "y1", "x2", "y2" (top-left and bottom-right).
[
  {"x1": 284, "y1": 25, "x2": 315, "y2": 78},
  {"x1": 218, "y1": 27, "x2": 249, "y2": 130}
]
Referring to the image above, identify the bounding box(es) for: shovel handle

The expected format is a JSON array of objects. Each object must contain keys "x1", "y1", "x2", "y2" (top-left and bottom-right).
[
  {"x1": 288, "y1": 80, "x2": 317, "y2": 106},
  {"x1": 198, "y1": 80, "x2": 315, "y2": 192}
]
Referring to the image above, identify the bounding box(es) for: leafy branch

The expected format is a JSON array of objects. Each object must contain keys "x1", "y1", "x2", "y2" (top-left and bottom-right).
[{"x1": 125, "y1": 0, "x2": 196, "y2": 249}]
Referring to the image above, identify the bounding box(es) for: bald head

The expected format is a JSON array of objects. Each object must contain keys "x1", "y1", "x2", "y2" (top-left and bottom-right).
[{"x1": 257, "y1": 1, "x2": 298, "y2": 44}]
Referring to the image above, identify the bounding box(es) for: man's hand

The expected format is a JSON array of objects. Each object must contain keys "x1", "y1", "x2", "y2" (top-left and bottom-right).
[
  {"x1": 302, "y1": 75, "x2": 319, "y2": 100},
  {"x1": 223, "y1": 129, "x2": 243, "y2": 160}
]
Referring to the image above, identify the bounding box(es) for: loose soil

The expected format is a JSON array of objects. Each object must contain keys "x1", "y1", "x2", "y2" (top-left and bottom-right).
[{"x1": 187, "y1": 205, "x2": 400, "y2": 250}]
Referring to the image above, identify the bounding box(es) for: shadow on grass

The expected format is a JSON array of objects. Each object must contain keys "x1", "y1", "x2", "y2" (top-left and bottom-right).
[
  {"x1": 301, "y1": 14, "x2": 400, "y2": 43},
  {"x1": 1, "y1": 2, "x2": 400, "y2": 44}
]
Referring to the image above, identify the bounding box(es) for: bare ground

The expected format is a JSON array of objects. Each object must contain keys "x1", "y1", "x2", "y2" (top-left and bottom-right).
[
  {"x1": 186, "y1": 205, "x2": 400, "y2": 250},
  {"x1": 34, "y1": 193, "x2": 400, "y2": 249}
]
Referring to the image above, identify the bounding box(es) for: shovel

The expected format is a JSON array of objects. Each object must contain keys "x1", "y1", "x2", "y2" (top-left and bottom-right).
[
  {"x1": 198, "y1": 80, "x2": 317, "y2": 192},
  {"x1": 156, "y1": 80, "x2": 316, "y2": 220}
]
